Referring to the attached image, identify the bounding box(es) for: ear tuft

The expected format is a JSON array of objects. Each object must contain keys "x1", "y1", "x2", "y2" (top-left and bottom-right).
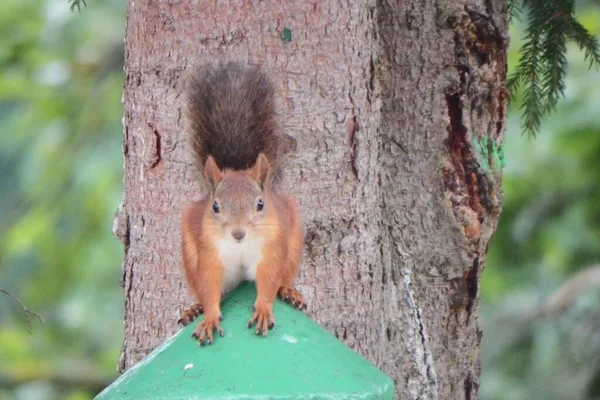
[
  {"x1": 205, "y1": 156, "x2": 223, "y2": 190},
  {"x1": 250, "y1": 153, "x2": 270, "y2": 188}
]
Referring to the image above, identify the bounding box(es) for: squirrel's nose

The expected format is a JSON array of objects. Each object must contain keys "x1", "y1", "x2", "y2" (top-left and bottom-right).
[{"x1": 232, "y1": 229, "x2": 246, "y2": 241}]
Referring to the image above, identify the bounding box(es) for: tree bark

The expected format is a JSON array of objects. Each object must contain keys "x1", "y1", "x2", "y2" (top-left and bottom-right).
[{"x1": 114, "y1": 1, "x2": 508, "y2": 398}]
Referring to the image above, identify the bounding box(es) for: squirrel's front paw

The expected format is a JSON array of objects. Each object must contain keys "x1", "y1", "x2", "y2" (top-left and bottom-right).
[
  {"x1": 192, "y1": 314, "x2": 224, "y2": 346},
  {"x1": 178, "y1": 302, "x2": 203, "y2": 326},
  {"x1": 247, "y1": 303, "x2": 275, "y2": 337},
  {"x1": 277, "y1": 287, "x2": 306, "y2": 310}
]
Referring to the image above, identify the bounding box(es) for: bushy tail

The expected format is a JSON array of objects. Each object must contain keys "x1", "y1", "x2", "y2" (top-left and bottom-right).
[{"x1": 186, "y1": 62, "x2": 281, "y2": 176}]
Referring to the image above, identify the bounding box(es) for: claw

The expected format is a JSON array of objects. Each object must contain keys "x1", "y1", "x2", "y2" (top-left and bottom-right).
[
  {"x1": 192, "y1": 315, "x2": 224, "y2": 347},
  {"x1": 278, "y1": 287, "x2": 306, "y2": 311},
  {"x1": 248, "y1": 304, "x2": 274, "y2": 337},
  {"x1": 179, "y1": 302, "x2": 204, "y2": 326}
]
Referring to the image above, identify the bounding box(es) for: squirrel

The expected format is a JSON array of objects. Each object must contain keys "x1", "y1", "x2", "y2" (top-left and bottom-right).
[{"x1": 177, "y1": 62, "x2": 305, "y2": 346}]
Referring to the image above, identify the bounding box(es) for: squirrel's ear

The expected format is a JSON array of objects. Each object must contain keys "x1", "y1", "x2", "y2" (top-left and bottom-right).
[
  {"x1": 250, "y1": 153, "x2": 270, "y2": 188},
  {"x1": 205, "y1": 156, "x2": 223, "y2": 190}
]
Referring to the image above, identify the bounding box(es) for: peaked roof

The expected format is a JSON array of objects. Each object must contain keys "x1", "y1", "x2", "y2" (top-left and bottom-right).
[{"x1": 96, "y1": 282, "x2": 395, "y2": 399}]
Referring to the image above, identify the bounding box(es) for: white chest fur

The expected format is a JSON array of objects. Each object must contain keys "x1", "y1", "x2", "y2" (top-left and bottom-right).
[{"x1": 215, "y1": 235, "x2": 264, "y2": 294}]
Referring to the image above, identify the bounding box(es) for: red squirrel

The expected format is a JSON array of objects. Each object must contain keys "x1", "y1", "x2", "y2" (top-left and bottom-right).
[{"x1": 177, "y1": 62, "x2": 305, "y2": 346}]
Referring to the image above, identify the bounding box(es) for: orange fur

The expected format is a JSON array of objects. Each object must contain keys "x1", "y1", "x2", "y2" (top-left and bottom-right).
[{"x1": 179, "y1": 154, "x2": 304, "y2": 344}]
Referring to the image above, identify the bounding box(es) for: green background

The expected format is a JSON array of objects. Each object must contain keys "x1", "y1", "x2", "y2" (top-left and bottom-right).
[{"x1": 0, "y1": 1, "x2": 598, "y2": 399}]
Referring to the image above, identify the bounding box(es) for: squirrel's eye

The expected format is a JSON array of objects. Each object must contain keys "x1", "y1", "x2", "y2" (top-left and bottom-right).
[
  {"x1": 257, "y1": 199, "x2": 264, "y2": 212},
  {"x1": 212, "y1": 201, "x2": 220, "y2": 214}
]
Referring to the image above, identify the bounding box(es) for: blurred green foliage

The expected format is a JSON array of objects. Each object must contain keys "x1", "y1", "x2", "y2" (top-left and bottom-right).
[
  {"x1": 0, "y1": 0, "x2": 124, "y2": 399},
  {"x1": 0, "y1": 1, "x2": 598, "y2": 400},
  {"x1": 481, "y1": 6, "x2": 600, "y2": 400}
]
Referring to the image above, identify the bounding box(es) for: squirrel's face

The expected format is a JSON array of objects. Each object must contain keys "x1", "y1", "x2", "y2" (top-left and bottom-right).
[
  {"x1": 204, "y1": 154, "x2": 271, "y2": 243},
  {"x1": 210, "y1": 174, "x2": 267, "y2": 241}
]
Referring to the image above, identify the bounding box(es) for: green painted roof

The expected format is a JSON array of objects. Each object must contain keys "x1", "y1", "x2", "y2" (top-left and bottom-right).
[{"x1": 96, "y1": 282, "x2": 395, "y2": 400}]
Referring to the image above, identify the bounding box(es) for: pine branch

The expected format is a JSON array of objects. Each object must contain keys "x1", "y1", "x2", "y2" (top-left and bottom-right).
[
  {"x1": 540, "y1": 0, "x2": 570, "y2": 113},
  {"x1": 566, "y1": 15, "x2": 600, "y2": 69},
  {"x1": 0, "y1": 288, "x2": 44, "y2": 334},
  {"x1": 509, "y1": 0, "x2": 547, "y2": 135},
  {"x1": 508, "y1": 0, "x2": 523, "y2": 22},
  {"x1": 67, "y1": 0, "x2": 87, "y2": 12},
  {"x1": 509, "y1": 0, "x2": 600, "y2": 137}
]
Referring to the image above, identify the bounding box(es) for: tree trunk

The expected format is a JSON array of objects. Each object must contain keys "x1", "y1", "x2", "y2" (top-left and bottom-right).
[{"x1": 114, "y1": 1, "x2": 508, "y2": 398}]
